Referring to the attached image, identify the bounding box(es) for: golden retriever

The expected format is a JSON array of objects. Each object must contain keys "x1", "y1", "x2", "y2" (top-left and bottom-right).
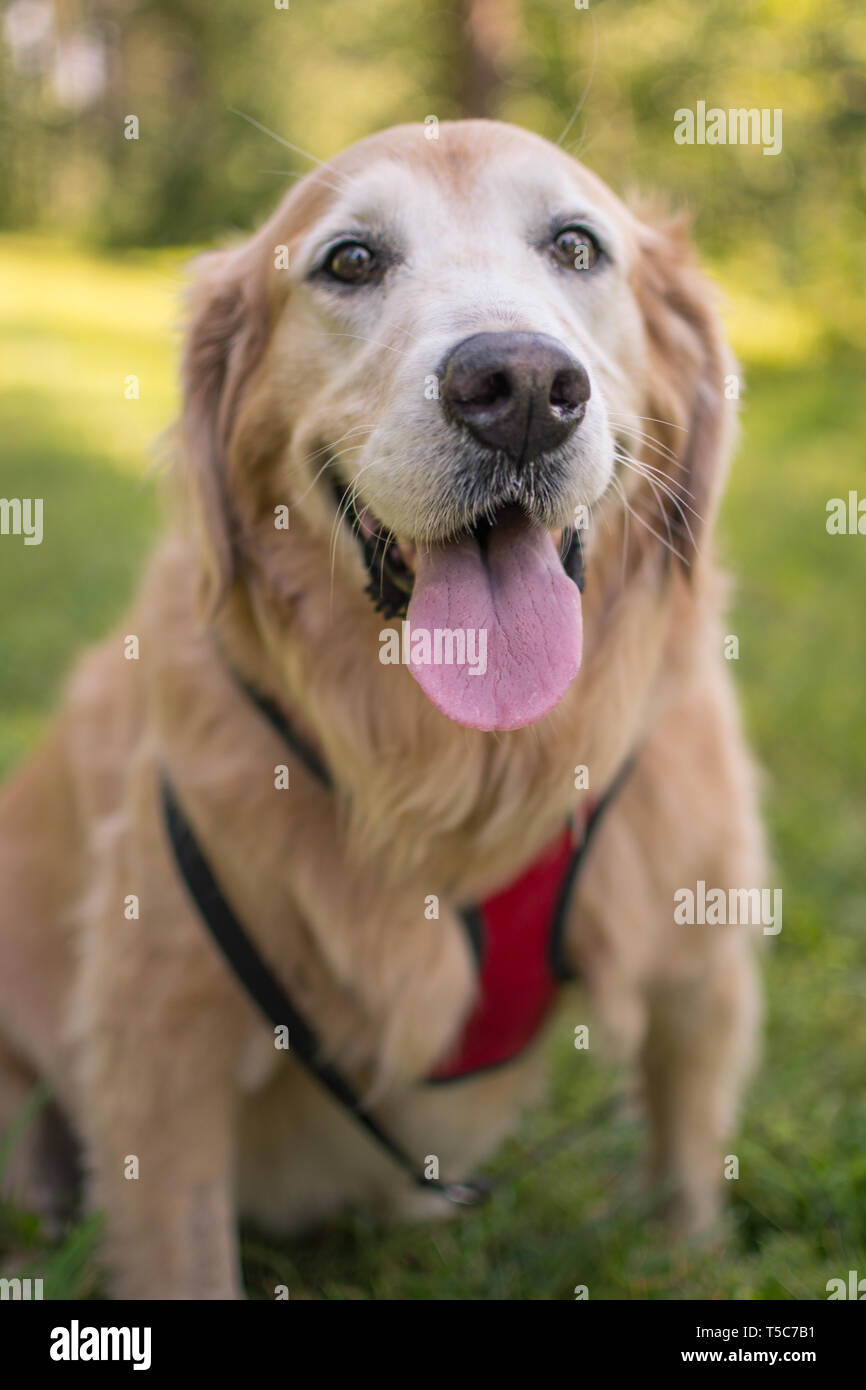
[{"x1": 0, "y1": 120, "x2": 765, "y2": 1299}]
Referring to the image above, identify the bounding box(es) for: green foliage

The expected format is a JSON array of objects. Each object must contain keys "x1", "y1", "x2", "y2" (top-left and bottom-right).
[{"x1": 1, "y1": 1, "x2": 863, "y2": 345}]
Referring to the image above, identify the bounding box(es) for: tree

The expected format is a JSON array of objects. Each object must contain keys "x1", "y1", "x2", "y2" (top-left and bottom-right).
[{"x1": 450, "y1": 0, "x2": 519, "y2": 119}]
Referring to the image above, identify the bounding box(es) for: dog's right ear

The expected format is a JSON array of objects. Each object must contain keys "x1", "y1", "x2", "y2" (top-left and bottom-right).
[
  {"x1": 180, "y1": 246, "x2": 271, "y2": 615},
  {"x1": 632, "y1": 210, "x2": 737, "y2": 580}
]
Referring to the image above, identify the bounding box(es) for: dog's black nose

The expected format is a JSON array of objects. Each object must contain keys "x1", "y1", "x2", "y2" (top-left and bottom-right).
[{"x1": 440, "y1": 331, "x2": 590, "y2": 463}]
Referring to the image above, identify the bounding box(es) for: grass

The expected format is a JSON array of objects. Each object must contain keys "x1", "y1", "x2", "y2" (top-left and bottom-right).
[{"x1": 1, "y1": 237, "x2": 864, "y2": 1300}]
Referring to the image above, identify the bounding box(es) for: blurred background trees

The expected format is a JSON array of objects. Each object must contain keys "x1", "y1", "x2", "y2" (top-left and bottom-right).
[{"x1": 1, "y1": 0, "x2": 864, "y2": 348}]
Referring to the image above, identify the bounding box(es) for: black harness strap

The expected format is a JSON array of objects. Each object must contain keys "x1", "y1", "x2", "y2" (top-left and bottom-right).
[
  {"x1": 237, "y1": 687, "x2": 330, "y2": 788},
  {"x1": 161, "y1": 776, "x2": 486, "y2": 1205},
  {"x1": 549, "y1": 753, "x2": 637, "y2": 981}
]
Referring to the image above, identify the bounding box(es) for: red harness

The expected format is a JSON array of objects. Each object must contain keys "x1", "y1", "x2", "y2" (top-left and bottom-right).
[{"x1": 430, "y1": 821, "x2": 587, "y2": 1081}]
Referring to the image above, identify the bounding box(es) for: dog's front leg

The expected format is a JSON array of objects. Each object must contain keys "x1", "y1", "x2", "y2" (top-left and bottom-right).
[
  {"x1": 76, "y1": 979, "x2": 242, "y2": 1300},
  {"x1": 640, "y1": 933, "x2": 760, "y2": 1233},
  {"x1": 73, "y1": 784, "x2": 247, "y2": 1300}
]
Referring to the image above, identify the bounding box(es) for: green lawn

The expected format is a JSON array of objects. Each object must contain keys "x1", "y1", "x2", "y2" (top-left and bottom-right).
[{"x1": 1, "y1": 238, "x2": 864, "y2": 1300}]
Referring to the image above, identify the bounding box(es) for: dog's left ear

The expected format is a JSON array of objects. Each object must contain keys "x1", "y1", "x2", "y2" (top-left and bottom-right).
[
  {"x1": 180, "y1": 245, "x2": 271, "y2": 615},
  {"x1": 633, "y1": 214, "x2": 738, "y2": 577}
]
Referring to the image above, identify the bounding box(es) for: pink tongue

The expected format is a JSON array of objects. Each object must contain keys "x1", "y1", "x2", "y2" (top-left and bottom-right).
[{"x1": 406, "y1": 515, "x2": 582, "y2": 731}]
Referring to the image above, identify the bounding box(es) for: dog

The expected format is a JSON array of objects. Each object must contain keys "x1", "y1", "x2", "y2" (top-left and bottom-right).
[{"x1": 0, "y1": 119, "x2": 765, "y2": 1299}]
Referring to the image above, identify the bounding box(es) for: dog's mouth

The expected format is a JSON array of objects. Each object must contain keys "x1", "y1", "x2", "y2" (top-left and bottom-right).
[
  {"x1": 333, "y1": 480, "x2": 585, "y2": 615},
  {"x1": 332, "y1": 477, "x2": 586, "y2": 732}
]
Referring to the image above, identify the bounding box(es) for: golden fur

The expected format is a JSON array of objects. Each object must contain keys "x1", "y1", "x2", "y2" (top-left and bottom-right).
[{"x1": 0, "y1": 121, "x2": 764, "y2": 1299}]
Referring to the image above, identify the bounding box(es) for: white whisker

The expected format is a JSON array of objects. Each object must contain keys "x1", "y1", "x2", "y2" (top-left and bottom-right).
[
  {"x1": 230, "y1": 108, "x2": 352, "y2": 188},
  {"x1": 327, "y1": 456, "x2": 381, "y2": 608},
  {"x1": 615, "y1": 443, "x2": 699, "y2": 502},
  {"x1": 557, "y1": 9, "x2": 598, "y2": 147},
  {"x1": 609, "y1": 411, "x2": 687, "y2": 433},
  {"x1": 319, "y1": 331, "x2": 411, "y2": 358},
  {"x1": 615, "y1": 449, "x2": 698, "y2": 559},
  {"x1": 611, "y1": 421, "x2": 681, "y2": 466},
  {"x1": 615, "y1": 447, "x2": 702, "y2": 533},
  {"x1": 257, "y1": 167, "x2": 348, "y2": 197},
  {"x1": 611, "y1": 473, "x2": 688, "y2": 566}
]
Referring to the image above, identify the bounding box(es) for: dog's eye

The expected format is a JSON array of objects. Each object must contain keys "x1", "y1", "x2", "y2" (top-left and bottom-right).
[
  {"x1": 323, "y1": 241, "x2": 377, "y2": 285},
  {"x1": 552, "y1": 226, "x2": 601, "y2": 272}
]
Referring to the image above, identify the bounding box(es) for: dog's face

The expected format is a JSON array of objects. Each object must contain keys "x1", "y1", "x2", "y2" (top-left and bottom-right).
[
  {"x1": 184, "y1": 122, "x2": 732, "y2": 733},
  {"x1": 288, "y1": 124, "x2": 642, "y2": 539}
]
